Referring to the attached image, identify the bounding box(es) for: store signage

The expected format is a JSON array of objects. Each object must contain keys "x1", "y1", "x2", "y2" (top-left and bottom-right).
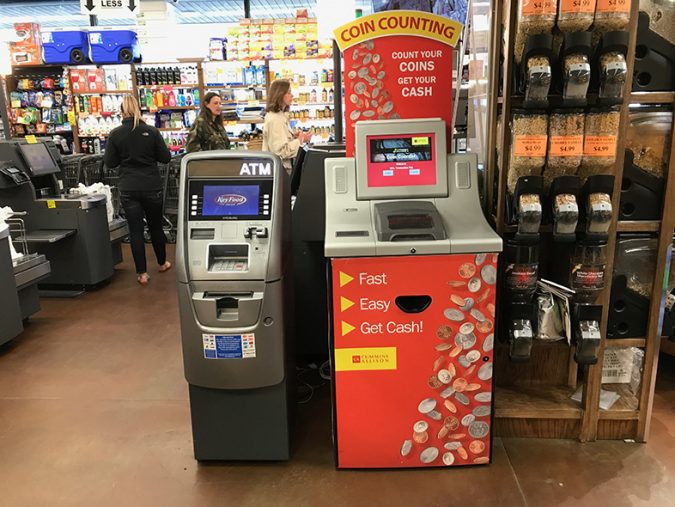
[
  {"x1": 334, "y1": 10, "x2": 463, "y2": 157},
  {"x1": 80, "y1": 0, "x2": 137, "y2": 16}
]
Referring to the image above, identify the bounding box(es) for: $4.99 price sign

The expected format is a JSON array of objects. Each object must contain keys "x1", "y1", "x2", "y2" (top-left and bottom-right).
[
  {"x1": 561, "y1": 0, "x2": 596, "y2": 13},
  {"x1": 521, "y1": 0, "x2": 557, "y2": 15},
  {"x1": 596, "y1": 0, "x2": 630, "y2": 13}
]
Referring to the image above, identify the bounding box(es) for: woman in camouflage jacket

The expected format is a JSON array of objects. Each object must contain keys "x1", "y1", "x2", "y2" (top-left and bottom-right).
[{"x1": 185, "y1": 92, "x2": 230, "y2": 152}]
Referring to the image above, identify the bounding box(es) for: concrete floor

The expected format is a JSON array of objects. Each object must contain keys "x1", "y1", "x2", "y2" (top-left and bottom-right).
[{"x1": 1, "y1": 244, "x2": 674, "y2": 507}]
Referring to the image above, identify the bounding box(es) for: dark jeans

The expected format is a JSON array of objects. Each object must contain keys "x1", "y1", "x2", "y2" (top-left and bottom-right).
[{"x1": 121, "y1": 189, "x2": 166, "y2": 274}]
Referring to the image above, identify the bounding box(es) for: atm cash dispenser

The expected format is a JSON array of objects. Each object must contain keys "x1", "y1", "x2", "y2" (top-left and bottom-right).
[
  {"x1": 0, "y1": 141, "x2": 114, "y2": 290},
  {"x1": 177, "y1": 151, "x2": 293, "y2": 461},
  {"x1": 325, "y1": 118, "x2": 502, "y2": 469}
]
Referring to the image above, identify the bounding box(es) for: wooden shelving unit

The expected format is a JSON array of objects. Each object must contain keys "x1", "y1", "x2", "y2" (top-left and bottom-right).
[{"x1": 490, "y1": 0, "x2": 674, "y2": 441}]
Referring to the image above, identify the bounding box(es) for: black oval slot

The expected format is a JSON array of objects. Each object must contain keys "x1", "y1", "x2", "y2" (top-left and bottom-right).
[{"x1": 395, "y1": 295, "x2": 432, "y2": 313}]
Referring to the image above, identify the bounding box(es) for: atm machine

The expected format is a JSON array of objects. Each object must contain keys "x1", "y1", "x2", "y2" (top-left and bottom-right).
[
  {"x1": 0, "y1": 141, "x2": 114, "y2": 290},
  {"x1": 325, "y1": 118, "x2": 502, "y2": 468},
  {"x1": 176, "y1": 151, "x2": 293, "y2": 461}
]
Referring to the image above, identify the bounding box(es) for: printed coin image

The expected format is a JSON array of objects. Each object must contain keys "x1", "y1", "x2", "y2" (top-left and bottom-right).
[
  {"x1": 452, "y1": 377, "x2": 468, "y2": 392},
  {"x1": 437, "y1": 425, "x2": 449, "y2": 439},
  {"x1": 414, "y1": 420, "x2": 429, "y2": 433},
  {"x1": 455, "y1": 332, "x2": 476, "y2": 350},
  {"x1": 473, "y1": 405, "x2": 491, "y2": 417},
  {"x1": 442, "y1": 452, "x2": 455, "y2": 466},
  {"x1": 475, "y1": 392, "x2": 492, "y2": 403},
  {"x1": 366, "y1": 76, "x2": 377, "y2": 86},
  {"x1": 371, "y1": 100, "x2": 378, "y2": 108},
  {"x1": 469, "y1": 421, "x2": 490, "y2": 439},
  {"x1": 448, "y1": 433, "x2": 466, "y2": 440},
  {"x1": 469, "y1": 440, "x2": 486, "y2": 454},
  {"x1": 444, "y1": 399, "x2": 457, "y2": 413},
  {"x1": 471, "y1": 309, "x2": 487, "y2": 322},
  {"x1": 444, "y1": 309, "x2": 464, "y2": 322},
  {"x1": 460, "y1": 298, "x2": 475, "y2": 311},
  {"x1": 444, "y1": 416, "x2": 459, "y2": 430},
  {"x1": 474, "y1": 456, "x2": 490, "y2": 464},
  {"x1": 477, "y1": 288, "x2": 491, "y2": 303},
  {"x1": 373, "y1": 53, "x2": 381, "y2": 63},
  {"x1": 449, "y1": 345, "x2": 463, "y2": 358},
  {"x1": 447, "y1": 280, "x2": 466, "y2": 288},
  {"x1": 354, "y1": 82, "x2": 367, "y2": 93},
  {"x1": 481, "y1": 265, "x2": 497, "y2": 285},
  {"x1": 451, "y1": 294, "x2": 465, "y2": 306},
  {"x1": 350, "y1": 110, "x2": 361, "y2": 121},
  {"x1": 483, "y1": 333, "x2": 494, "y2": 352},
  {"x1": 468, "y1": 277, "x2": 482, "y2": 293},
  {"x1": 348, "y1": 70, "x2": 357, "y2": 79},
  {"x1": 363, "y1": 53, "x2": 372, "y2": 65},
  {"x1": 427, "y1": 410, "x2": 442, "y2": 421},
  {"x1": 436, "y1": 325, "x2": 453, "y2": 340},
  {"x1": 420, "y1": 447, "x2": 439, "y2": 464},
  {"x1": 433, "y1": 356, "x2": 444, "y2": 371},
  {"x1": 372, "y1": 87, "x2": 380, "y2": 98},
  {"x1": 465, "y1": 365, "x2": 476, "y2": 376},
  {"x1": 478, "y1": 362, "x2": 493, "y2": 381},
  {"x1": 465, "y1": 383, "x2": 481, "y2": 392},
  {"x1": 363, "y1": 110, "x2": 375, "y2": 118},
  {"x1": 448, "y1": 363, "x2": 457, "y2": 376},
  {"x1": 438, "y1": 369, "x2": 453, "y2": 384},
  {"x1": 476, "y1": 319, "x2": 494, "y2": 334},
  {"x1": 435, "y1": 342, "x2": 452, "y2": 352},
  {"x1": 457, "y1": 447, "x2": 469, "y2": 460},
  {"x1": 428, "y1": 375, "x2": 443, "y2": 389},
  {"x1": 487, "y1": 303, "x2": 496, "y2": 317},
  {"x1": 382, "y1": 101, "x2": 394, "y2": 113},
  {"x1": 350, "y1": 93, "x2": 359, "y2": 104},
  {"x1": 455, "y1": 392, "x2": 470, "y2": 406},
  {"x1": 377, "y1": 71, "x2": 386, "y2": 80},
  {"x1": 440, "y1": 386, "x2": 456, "y2": 398},
  {"x1": 418, "y1": 398, "x2": 437, "y2": 414},
  {"x1": 458, "y1": 355, "x2": 471, "y2": 368},
  {"x1": 460, "y1": 322, "x2": 475, "y2": 335},
  {"x1": 357, "y1": 67, "x2": 369, "y2": 78},
  {"x1": 475, "y1": 253, "x2": 487, "y2": 266},
  {"x1": 445, "y1": 441, "x2": 462, "y2": 451},
  {"x1": 492, "y1": 254, "x2": 499, "y2": 263},
  {"x1": 413, "y1": 431, "x2": 429, "y2": 444},
  {"x1": 459, "y1": 263, "x2": 476, "y2": 279},
  {"x1": 353, "y1": 49, "x2": 360, "y2": 60},
  {"x1": 390, "y1": 113, "x2": 401, "y2": 119},
  {"x1": 461, "y1": 414, "x2": 476, "y2": 427},
  {"x1": 401, "y1": 439, "x2": 413, "y2": 457},
  {"x1": 365, "y1": 40, "x2": 374, "y2": 50},
  {"x1": 466, "y1": 350, "x2": 481, "y2": 363}
]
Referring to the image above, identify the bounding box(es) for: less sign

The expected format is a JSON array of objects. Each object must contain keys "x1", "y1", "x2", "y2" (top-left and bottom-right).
[{"x1": 80, "y1": 0, "x2": 138, "y2": 16}]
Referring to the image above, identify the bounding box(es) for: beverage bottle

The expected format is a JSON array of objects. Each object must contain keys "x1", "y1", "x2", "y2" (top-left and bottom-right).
[
  {"x1": 328, "y1": 88, "x2": 334, "y2": 102},
  {"x1": 193, "y1": 89, "x2": 200, "y2": 106},
  {"x1": 156, "y1": 90, "x2": 164, "y2": 107},
  {"x1": 168, "y1": 90, "x2": 176, "y2": 107},
  {"x1": 321, "y1": 88, "x2": 327, "y2": 103},
  {"x1": 146, "y1": 89, "x2": 153, "y2": 109}
]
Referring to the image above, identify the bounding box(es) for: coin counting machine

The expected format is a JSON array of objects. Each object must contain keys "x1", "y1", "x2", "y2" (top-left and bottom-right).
[
  {"x1": 324, "y1": 118, "x2": 502, "y2": 468},
  {"x1": 0, "y1": 140, "x2": 121, "y2": 290},
  {"x1": 176, "y1": 151, "x2": 293, "y2": 461}
]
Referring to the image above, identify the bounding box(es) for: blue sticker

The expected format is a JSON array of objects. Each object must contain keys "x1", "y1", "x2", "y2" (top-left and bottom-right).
[{"x1": 203, "y1": 333, "x2": 256, "y2": 359}]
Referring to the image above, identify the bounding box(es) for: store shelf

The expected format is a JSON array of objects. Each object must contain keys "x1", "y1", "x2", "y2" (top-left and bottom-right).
[
  {"x1": 205, "y1": 84, "x2": 265, "y2": 89},
  {"x1": 137, "y1": 84, "x2": 199, "y2": 88},
  {"x1": 158, "y1": 127, "x2": 189, "y2": 132},
  {"x1": 661, "y1": 337, "x2": 675, "y2": 356},
  {"x1": 73, "y1": 90, "x2": 132, "y2": 95},
  {"x1": 616, "y1": 221, "x2": 661, "y2": 232},
  {"x1": 494, "y1": 385, "x2": 582, "y2": 419},
  {"x1": 141, "y1": 106, "x2": 199, "y2": 111},
  {"x1": 291, "y1": 83, "x2": 335, "y2": 88},
  {"x1": 293, "y1": 102, "x2": 335, "y2": 107},
  {"x1": 598, "y1": 384, "x2": 640, "y2": 419},
  {"x1": 629, "y1": 92, "x2": 675, "y2": 105},
  {"x1": 605, "y1": 339, "x2": 647, "y2": 348}
]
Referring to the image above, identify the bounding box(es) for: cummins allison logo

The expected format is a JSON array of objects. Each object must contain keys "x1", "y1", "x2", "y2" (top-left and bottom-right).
[{"x1": 215, "y1": 194, "x2": 247, "y2": 206}]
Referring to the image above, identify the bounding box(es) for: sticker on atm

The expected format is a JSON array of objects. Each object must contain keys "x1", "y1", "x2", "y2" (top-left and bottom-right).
[
  {"x1": 411, "y1": 137, "x2": 430, "y2": 146},
  {"x1": 334, "y1": 347, "x2": 397, "y2": 372},
  {"x1": 202, "y1": 333, "x2": 256, "y2": 359}
]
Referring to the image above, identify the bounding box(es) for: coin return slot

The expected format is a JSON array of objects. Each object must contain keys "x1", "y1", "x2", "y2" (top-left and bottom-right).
[
  {"x1": 336, "y1": 230, "x2": 370, "y2": 237},
  {"x1": 395, "y1": 295, "x2": 432, "y2": 313},
  {"x1": 207, "y1": 244, "x2": 249, "y2": 272},
  {"x1": 191, "y1": 228, "x2": 215, "y2": 240}
]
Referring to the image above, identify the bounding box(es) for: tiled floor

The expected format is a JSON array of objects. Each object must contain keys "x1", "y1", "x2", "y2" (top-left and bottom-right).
[{"x1": 0, "y1": 245, "x2": 673, "y2": 507}]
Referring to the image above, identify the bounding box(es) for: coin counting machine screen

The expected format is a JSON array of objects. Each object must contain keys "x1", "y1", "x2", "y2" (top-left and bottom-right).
[
  {"x1": 18, "y1": 143, "x2": 60, "y2": 176},
  {"x1": 366, "y1": 133, "x2": 436, "y2": 187},
  {"x1": 202, "y1": 185, "x2": 260, "y2": 217}
]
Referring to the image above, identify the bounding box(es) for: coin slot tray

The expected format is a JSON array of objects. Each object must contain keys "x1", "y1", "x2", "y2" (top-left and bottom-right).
[
  {"x1": 394, "y1": 295, "x2": 432, "y2": 314},
  {"x1": 632, "y1": 11, "x2": 675, "y2": 92},
  {"x1": 607, "y1": 275, "x2": 649, "y2": 339},
  {"x1": 619, "y1": 151, "x2": 664, "y2": 221}
]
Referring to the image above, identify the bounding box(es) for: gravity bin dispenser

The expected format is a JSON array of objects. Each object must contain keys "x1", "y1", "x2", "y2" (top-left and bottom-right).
[{"x1": 176, "y1": 151, "x2": 293, "y2": 461}]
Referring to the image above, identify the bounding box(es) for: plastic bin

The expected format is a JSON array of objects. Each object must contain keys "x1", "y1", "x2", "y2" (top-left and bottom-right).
[
  {"x1": 42, "y1": 30, "x2": 89, "y2": 64},
  {"x1": 88, "y1": 29, "x2": 141, "y2": 64}
]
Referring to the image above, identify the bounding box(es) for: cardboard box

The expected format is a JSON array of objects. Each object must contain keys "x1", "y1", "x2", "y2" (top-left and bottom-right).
[{"x1": 10, "y1": 23, "x2": 42, "y2": 66}]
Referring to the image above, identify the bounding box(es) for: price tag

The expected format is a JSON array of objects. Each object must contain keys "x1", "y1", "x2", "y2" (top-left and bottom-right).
[
  {"x1": 514, "y1": 135, "x2": 548, "y2": 157},
  {"x1": 583, "y1": 135, "x2": 617, "y2": 157},
  {"x1": 25, "y1": 135, "x2": 37, "y2": 144},
  {"x1": 521, "y1": 0, "x2": 557, "y2": 15},
  {"x1": 67, "y1": 110, "x2": 76, "y2": 124},
  {"x1": 549, "y1": 135, "x2": 583, "y2": 156},
  {"x1": 596, "y1": 0, "x2": 630, "y2": 13},
  {"x1": 47, "y1": 200, "x2": 56, "y2": 209},
  {"x1": 561, "y1": 0, "x2": 596, "y2": 13}
]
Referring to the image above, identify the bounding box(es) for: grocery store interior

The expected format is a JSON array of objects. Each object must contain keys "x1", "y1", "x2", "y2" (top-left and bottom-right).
[{"x1": 0, "y1": 0, "x2": 674, "y2": 506}]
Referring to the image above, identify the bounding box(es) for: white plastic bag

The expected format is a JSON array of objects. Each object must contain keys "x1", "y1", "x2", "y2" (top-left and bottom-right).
[
  {"x1": 75, "y1": 182, "x2": 114, "y2": 223},
  {"x1": 0, "y1": 206, "x2": 23, "y2": 260}
]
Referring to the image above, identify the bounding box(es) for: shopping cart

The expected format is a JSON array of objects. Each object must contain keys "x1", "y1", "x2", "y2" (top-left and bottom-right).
[
  {"x1": 59, "y1": 153, "x2": 88, "y2": 191},
  {"x1": 80, "y1": 155, "x2": 123, "y2": 220},
  {"x1": 161, "y1": 154, "x2": 184, "y2": 244}
]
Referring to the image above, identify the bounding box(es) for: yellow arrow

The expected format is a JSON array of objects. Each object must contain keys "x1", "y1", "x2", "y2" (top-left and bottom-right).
[
  {"x1": 339, "y1": 271, "x2": 354, "y2": 287},
  {"x1": 340, "y1": 296, "x2": 355, "y2": 312},
  {"x1": 341, "y1": 321, "x2": 355, "y2": 336}
]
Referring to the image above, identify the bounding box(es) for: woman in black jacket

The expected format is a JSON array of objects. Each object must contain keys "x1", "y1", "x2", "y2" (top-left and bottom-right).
[{"x1": 104, "y1": 95, "x2": 172, "y2": 285}]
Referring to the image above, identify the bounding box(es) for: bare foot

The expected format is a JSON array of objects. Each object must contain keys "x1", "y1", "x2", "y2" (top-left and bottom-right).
[
  {"x1": 159, "y1": 261, "x2": 172, "y2": 273},
  {"x1": 137, "y1": 273, "x2": 150, "y2": 285}
]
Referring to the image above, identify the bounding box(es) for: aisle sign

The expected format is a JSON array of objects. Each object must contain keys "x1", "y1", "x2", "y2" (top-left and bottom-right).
[
  {"x1": 334, "y1": 11, "x2": 464, "y2": 156},
  {"x1": 80, "y1": 0, "x2": 138, "y2": 17}
]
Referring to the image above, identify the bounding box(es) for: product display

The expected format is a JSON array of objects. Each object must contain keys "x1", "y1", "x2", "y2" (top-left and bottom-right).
[
  {"x1": 544, "y1": 110, "x2": 585, "y2": 187},
  {"x1": 557, "y1": 0, "x2": 596, "y2": 31},
  {"x1": 522, "y1": 48, "x2": 552, "y2": 108},
  {"x1": 579, "y1": 108, "x2": 620, "y2": 178},
  {"x1": 560, "y1": 32, "x2": 592, "y2": 106},
  {"x1": 508, "y1": 111, "x2": 548, "y2": 193},
  {"x1": 593, "y1": 0, "x2": 631, "y2": 32},
  {"x1": 570, "y1": 243, "x2": 607, "y2": 303},
  {"x1": 550, "y1": 175, "x2": 582, "y2": 239},
  {"x1": 135, "y1": 65, "x2": 199, "y2": 86},
  {"x1": 518, "y1": 194, "x2": 543, "y2": 234},
  {"x1": 625, "y1": 111, "x2": 672, "y2": 180},
  {"x1": 586, "y1": 192, "x2": 613, "y2": 234},
  {"x1": 514, "y1": 0, "x2": 557, "y2": 63}
]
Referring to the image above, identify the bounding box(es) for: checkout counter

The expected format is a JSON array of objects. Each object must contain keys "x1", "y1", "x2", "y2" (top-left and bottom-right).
[
  {"x1": 176, "y1": 151, "x2": 293, "y2": 461},
  {"x1": 0, "y1": 140, "x2": 117, "y2": 290},
  {"x1": 325, "y1": 118, "x2": 502, "y2": 468}
]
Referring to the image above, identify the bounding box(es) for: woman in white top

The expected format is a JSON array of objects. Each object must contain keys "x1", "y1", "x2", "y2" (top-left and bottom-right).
[{"x1": 262, "y1": 79, "x2": 312, "y2": 174}]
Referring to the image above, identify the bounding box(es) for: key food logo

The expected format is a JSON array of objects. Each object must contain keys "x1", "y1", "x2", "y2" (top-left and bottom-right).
[{"x1": 214, "y1": 194, "x2": 247, "y2": 206}]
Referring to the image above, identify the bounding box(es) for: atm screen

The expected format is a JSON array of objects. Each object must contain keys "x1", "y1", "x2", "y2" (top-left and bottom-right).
[
  {"x1": 366, "y1": 133, "x2": 436, "y2": 187},
  {"x1": 202, "y1": 184, "x2": 260, "y2": 217},
  {"x1": 18, "y1": 143, "x2": 60, "y2": 177}
]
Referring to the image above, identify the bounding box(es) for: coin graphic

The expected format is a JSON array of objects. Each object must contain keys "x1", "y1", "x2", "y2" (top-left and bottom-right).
[
  {"x1": 469, "y1": 440, "x2": 486, "y2": 454},
  {"x1": 459, "y1": 297, "x2": 475, "y2": 311},
  {"x1": 363, "y1": 110, "x2": 375, "y2": 118},
  {"x1": 448, "y1": 433, "x2": 466, "y2": 440},
  {"x1": 455, "y1": 332, "x2": 476, "y2": 350},
  {"x1": 350, "y1": 93, "x2": 359, "y2": 104},
  {"x1": 466, "y1": 350, "x2": 481, "y2": 363},
  {"x1": 469, "y1": 421, "x2": 490, "y2": 439},
  {"x1": 354, "y1": 82, "x2": 367, "y2": 93},
  {"x1": 435, "y1": 342, "x2": 452, "y2": 352},
  {"x1": 459, "y1": 263, "x2": 476, "y2": 279},
  {"x1": 450, "y1": 294, "x2": 465, "y2": 306},
  {"x1": 478, "y1": 362, "x2": 493, "y2": 381},
  {"x1": 444, "y1": 416, "x2": 459, "y2": 430},
  {"x1": 382, "y1": 101, "x2": 394, "y2": 113},
  {"x1": 390, "y1": 113, "x2": 401, "y2": 119},
  {"x1": 437, "y1": 425, "x2": 449, "y2": 439},
  {"x1": 455, "y1": 392, "x2": 470, "y2": 405},
  {"x1": 418, "y1": 398, "x2": 437, "y2": 414},
  {"x1": 465, "y1": 365, "x2": 476, "y2": 376},
  {"x1": 363, "y1": 53, "x2": 372, "y2": 65},
  {"x1": 401, "y1": 439, "x2": 413, "y2": 457},
  {"x1": 448, "y1": 363, "x2": 456, "y2": 376},
  {"x1": 487, "y1": 303, "x2": 496, "y2": 317},
  {"x1": 414, "y1": 420, "x2": 429, "y2": 433},
  {"x1": 442, "y1": 452, "x2": 455, "y2": 466},
  {"x1": 350, "y1": 110, "x2": 361, "y2": 121},
  {"x1": 373, "y1": 53, "x2": 381, "y2": 63},
  {"x1": 475, "y1": 253, "x2": 487, "y2": 266},
  {"x1": 462, "y1": 414, "x2": 476, "y2": 427},
  {"x1": 438, "y1": 369, "x2": 453, "y2": 384},
  {"x1": 420, "y1": 447, "x2": 439, "y2": 464},
  {"x1": 440, "y1": 386, "x2": 455, "y2": 398},
  {"x1": 413, "y1": 431, "x2": 429, "y2": 444},
  {"x1": 471, "y1": 308, "x2": 487, "y2": 322},
  {"x1": 459, "y1": 322, "x2": 475, "y2": 335},
  {"x1": 457, "y1": 447, "x2": 469, "y2": 460},
  {"x1": 427, "y1": 410, "x2": 442, "y2": 421},
  {"x1": 477, "y1": 288, "x2": 491, "y2": 303},
  {"x1": 372, "y1": 87, "x2": 380, "y2": 98},
  {"x1": 436, "y1": 325, "x2": 453, "y2": 340},
  {"x1": 444, "y1": 399, "x2": 457, "y2": 413},
  {"x1": 433, "y1": 356, "x2": 444, "y2": 372},
  {"x1": 468, "y1": 277, "x2": 482, "y2": 293},
  {"x1": 476, "y1": 319, "x2": 494, "y2": 333},
  {"x1": 473, "y1": 405, "x2": 491, "y2": 417},
  {"x1": 348, "y1": 70, "x2": 357, "y2": 79},
  {"x1": 353, "y1": 49, "x2": 361, "y2": 59},
  {"x1": 474, "y1": 457, "x2": 490, "y2": 464},
  {"x1": 465, "y1": 382, "x2": 482, "y2": 391},
  {"x1": 458, "y1": 355, "x2": 471, "y2": 368},
  {"x1": 447, "y1": 280, "x2": 466, "y2": 288},
  {"x1": 444, "y1": 441, "x2": 462, "y2": 451},
  {"x1": 428, "y1": 375, "x2": 443, "y2": 389},
  {"x1": 449, "y1": 344, "x2": 463, "y2": 358},
  {"x1": 475, "y1": 392, "x2": 492, "y2": 403},
  {"x1": 452, "y1": 377, "x2": 468, "y2": 392},
  {"x1": 377, "y1": 71, "x2": 386, "y2": 80},
  {"x1": 444, "y1": 309, "x2": 464, "y2": 322},
  {"x1": 365, "y1": 40, "x2": 374, "y2": 50},
  {"x1": 481, "y1": 265, "x2": 497, "y2": 285},
  {"x1": 483, "y1": 333, "x2": 494, "y2": 352},
  {"x1": 357, "y1": 67, "x2": 369, "y2": 78}
]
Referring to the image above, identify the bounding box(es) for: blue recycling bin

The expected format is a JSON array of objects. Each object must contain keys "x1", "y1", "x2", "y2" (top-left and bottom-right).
[
  {"x1": 88, "y1": 29, "x2": 141, "y2": 64},
  {"x1": 42, "y1": 30, "x2": 89, "y2": 64}
]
